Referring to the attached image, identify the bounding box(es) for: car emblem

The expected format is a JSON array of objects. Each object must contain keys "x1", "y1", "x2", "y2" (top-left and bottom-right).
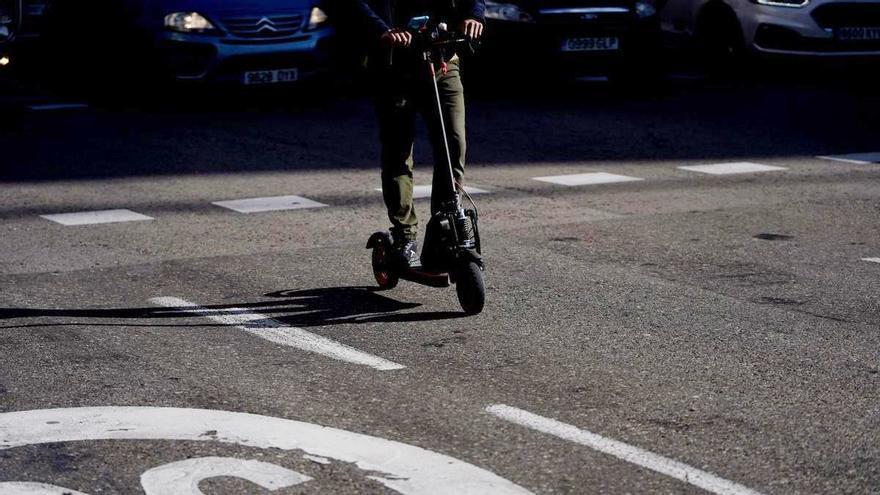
[
  {"x1": 256, "y1": 17, "x2": 278, "y2": 32},
  {"x1": 580, "y1": 13, "x2": 598, "y2": 20}
]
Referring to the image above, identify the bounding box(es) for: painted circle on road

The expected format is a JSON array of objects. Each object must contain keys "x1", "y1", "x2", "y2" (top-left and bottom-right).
[{"x1": 0, "y1": 407, "x2": 530, "y2": 494}]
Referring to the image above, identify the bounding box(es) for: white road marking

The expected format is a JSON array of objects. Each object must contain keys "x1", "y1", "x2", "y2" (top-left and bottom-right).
[
  {"x1": 532, "y1": 172, "x2": 644, "y2": 186},
  {"x1": 677, "y1": 162, "x2": 787, "y2": 175},
  {"x1": 375, "y1": 185, "x2": 491, "y2": 199},
  {"x1": 40, "y1": 209, "x2": 154, "y2": 226},
  {"x1": 27, "y1": 103, "x2": 89, "y2": 111},
  {"x1": 0, "y1": 483, "x2": 90, "y2": 495},
  {"x1": 0, "y1": 407, "x2": 532, "y2": 495},
  {"x1": 149, "y1": 296, "x2": 404, "y2": 371},
  {"x1": 862, "y1": 258, "x2": 880, "y2": 264},
  {"x1": 140, "y1": 457, "x2": 310, "y2": 494},
  {"x1": 817, "y1": 152, "x2": 880, "y2": 165},
  {"x1": 212, "y1": 195, "x2": 328, "y2": 214},
  {"x1": 486, "y1": 404, "x2": 763, "y2": 495}
]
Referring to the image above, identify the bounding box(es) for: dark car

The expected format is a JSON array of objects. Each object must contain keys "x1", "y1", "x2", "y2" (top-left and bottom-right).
[
  {"x1": 476, "y1": 0, "x2": 663, "y2": 82},
  {"x1": 42, "y1": 0, "x2": 334, "y2": 86}
]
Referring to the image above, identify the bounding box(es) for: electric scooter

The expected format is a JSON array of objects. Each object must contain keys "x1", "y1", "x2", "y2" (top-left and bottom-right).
[
  {"x1": 367, "y1": 16, "x2": 485, "y2": 315},
  {"x1": 0, "y1": 0, "x2": 18, "y2": 69}
]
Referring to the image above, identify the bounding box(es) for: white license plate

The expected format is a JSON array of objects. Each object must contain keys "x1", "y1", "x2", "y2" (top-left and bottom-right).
[
  {"x1": 837, "y1": 27, "x2": 880, "y2": 41},
  {"x1": 561, "y1": 37, "x2": 620, "y2": 52},
  {"x1": 242, "y1": 68, "x2": 299, "y2": 85}
]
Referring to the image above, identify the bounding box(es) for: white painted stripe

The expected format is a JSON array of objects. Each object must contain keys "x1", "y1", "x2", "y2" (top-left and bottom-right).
[
  {"x1": 818, "y1": 153, "x2": 880, "y2": 165},
  {"x1": 375, "y1": 185, "x2": 491, "y2": 199},
  {"x1": 40, "y1": 209, "x2": 154, "y2": 226},
  {"x1": 0, "y1": 407, "x2": 532, "y2": 494},
  {"x1": 486, "y1": 404, "x2": 763, "y2": 495},
  {"x1": 212, "y1": 195, "x2": 328, "y2": 214},
  {"x1": 149, "y1": 297, "x2": 404, "y2": 371},
  {"x1": 27, "y1": 103, "x2": 89, "y2": 111},
  {"x1": 862, "y1": 258, "x2": 880, "y2": 264},
  {"x1": 532, "y1": 172, "x2": 643, "y2": 186},
  {"x1": 677, "y1": 162, "x2": 787, "y2": 175}
]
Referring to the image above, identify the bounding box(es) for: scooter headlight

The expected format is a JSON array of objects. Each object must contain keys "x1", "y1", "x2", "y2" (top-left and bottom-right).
[
  {"x1": 485, "y1": 1, "x2": 534, "y2": 22},
  {"x1": 164, "y1": 12, "x2": 216, "y2": 33},
  {"x1": 0, "y1": 55, "x2": 10, "y2": 67}
]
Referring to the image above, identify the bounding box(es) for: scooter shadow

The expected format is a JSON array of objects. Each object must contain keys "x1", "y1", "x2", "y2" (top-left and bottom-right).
[{"x1": 264, "y1": 287, "x2": 465, "y2": 327}]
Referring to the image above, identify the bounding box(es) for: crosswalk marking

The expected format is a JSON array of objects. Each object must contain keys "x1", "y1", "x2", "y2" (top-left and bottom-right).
[
  {"x1": 677, "y1": 162, "x2": 787, "y2": 175},
  {"x1": 862, "y1": 258, "x2": 880, "y2": 264},
  {"x1": 817, "y1": 153, "x2": 880, "y2": 165},
  {"x1": 375, "y1": 185, "x2": 491, "y2": 199},
  {"x1": 212, "y1": 195, "x2": 328, "y2": 214},
  {"x1": 40, "y1": 209, "x2": 154, "y2": 226},
  {"x1": 27, "y1": 103, "x2": 89, "y2": 111},
  {"x1": 532, "y1": 172, "x2": 643, "y2": 186}
]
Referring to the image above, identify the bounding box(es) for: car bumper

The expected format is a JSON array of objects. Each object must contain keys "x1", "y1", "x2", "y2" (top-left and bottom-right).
[
  {"x1": 481, "y1": 16, "x2": 660, "y2": 70},
  {"x1": 154, "y1": 28, "x2": 334, "y2": 83},
  {"x1": 744, "y1": 0, "x2": 880, "y2": 56}
]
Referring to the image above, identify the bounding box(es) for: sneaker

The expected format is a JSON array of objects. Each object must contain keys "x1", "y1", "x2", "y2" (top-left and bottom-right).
[{"x1": 392, "y1": 239, "x2": 419, "y2": 268}]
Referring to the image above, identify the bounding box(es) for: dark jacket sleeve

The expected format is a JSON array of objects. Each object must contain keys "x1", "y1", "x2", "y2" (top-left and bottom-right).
[
  {"x1": 324, "y1": 0, "x2": 390, "y2": 39},
  {"x1": 459, "y1": 0, "x2": 486, "y2": 22}
]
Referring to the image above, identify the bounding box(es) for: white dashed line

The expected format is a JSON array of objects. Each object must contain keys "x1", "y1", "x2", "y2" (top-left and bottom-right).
[
  {"x1": 375, "y1": 185, "x2": 491, "y2": 199},
  {"x1": 862, "y1": 258, "x2": 880, "y2": 264},
  {"x1": 817, "y1": 153, "x2": 880, "y2": 165},
  {"x1": 40, "y1": 209, "x2": 154, "y2": 226},
  {"x1": 532, "y1": 172, "x2": 644, "y2": 186},
  {"x1": 212, "y1": 195, "x2": 328, "y2": 213},
  {"x1": 677, "y1": 162, "x2": 787, "y2": 175},
  {"x1": 149, "y1": 297, "x2": 405, "y2": 371},
  {"x1": 486, "y1": 404, "x2": 763, "y2": 495},
  {"x1": 27, "y1": 103, "x2": 89, "y2": 111}
]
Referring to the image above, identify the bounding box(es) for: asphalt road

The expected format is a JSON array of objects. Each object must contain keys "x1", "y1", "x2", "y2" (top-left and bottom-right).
[{"x1": 0, "y1": 72, "x2": 879, "y2": 494}]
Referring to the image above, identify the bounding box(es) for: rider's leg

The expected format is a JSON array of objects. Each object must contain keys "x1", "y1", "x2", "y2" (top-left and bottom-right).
[{"x1": 377, "y1": 87, "x2": 419, "y2": 244}]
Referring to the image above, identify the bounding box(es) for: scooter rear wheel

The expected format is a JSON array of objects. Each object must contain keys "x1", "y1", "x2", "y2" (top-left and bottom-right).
[
  {"x1": 455, "y1": 261, "x2": 485, "y2": 315},
  {"x1": 372, "y1": 244, "x2": 399, "y2": 290}
]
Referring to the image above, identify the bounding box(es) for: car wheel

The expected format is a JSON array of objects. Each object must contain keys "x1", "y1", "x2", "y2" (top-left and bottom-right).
[{"x1": 695, "y1": 4, "x2": 749, "y2": 80}]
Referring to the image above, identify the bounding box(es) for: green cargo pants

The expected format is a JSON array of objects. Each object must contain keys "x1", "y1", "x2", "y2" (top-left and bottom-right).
[{"x1": 375, "y1": 58, "x2": 466, "y2": 243}]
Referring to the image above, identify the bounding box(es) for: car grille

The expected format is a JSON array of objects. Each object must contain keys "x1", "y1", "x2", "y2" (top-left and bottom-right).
[
  {"x1": 812, "y1": 3, "x2": 880, "y2": 28},
  {"x1": 220, "y1": 14, "x2": 304, "y2": 38},
  {"x1": 537, "y1": 6, "x2": 632, "y2": 26}
]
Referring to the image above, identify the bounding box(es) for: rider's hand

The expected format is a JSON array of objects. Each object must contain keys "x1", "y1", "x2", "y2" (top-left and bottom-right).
[
  {"x1": 461, "y1": 19, "x2": 484, "y2": 40},
  {"x1": 380, "y1": 28, "x2": 412, "y2": 47}
]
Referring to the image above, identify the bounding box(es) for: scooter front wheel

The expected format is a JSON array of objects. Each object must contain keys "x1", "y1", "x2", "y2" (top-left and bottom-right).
[
  {"x1": 372, "y1": 243, "x2": 399, "y2": 290},
  {"x1": 455, "y1": 261, "x2": 485, "y2": 315}
]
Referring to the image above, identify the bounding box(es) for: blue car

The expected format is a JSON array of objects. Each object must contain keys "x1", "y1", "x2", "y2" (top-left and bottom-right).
[{"x1": 43, "y1": 0, "x2": 334, "y2": 85}]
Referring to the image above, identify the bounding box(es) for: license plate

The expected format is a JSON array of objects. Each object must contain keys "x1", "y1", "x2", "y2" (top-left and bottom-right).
[
  {"x1": 561, "y1": 37, "x2": 620, "y2": 52},
  {"x1": 837, "y1": 27, "x2": 880, "y2": 41},
  {"x1": 242, "y1": 68, "x2": 299, "y2": 85}
]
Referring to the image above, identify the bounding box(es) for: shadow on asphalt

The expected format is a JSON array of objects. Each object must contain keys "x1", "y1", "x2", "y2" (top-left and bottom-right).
[{"x1": 0, "y1": 286, "x2": 465, "y2": 329}]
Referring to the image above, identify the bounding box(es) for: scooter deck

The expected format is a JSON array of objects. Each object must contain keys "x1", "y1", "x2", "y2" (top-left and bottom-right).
[{"x1": 400, "y1": 265, "x2": 450, "y2": 288}]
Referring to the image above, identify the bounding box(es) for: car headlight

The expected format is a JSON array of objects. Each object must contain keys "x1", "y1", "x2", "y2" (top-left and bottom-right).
[
  {"x1": 635, "y1": 1, "x2": 657, "y2": 18},
  {"x1": 753, "y1": 0, "x2": 809, "y2": 7},
  {"x1": 307, "y1": 6, "x2": 329, "y2": 30},
  {"x1": 164, "y1": 12, "x2": 216, "y2": 33},
  {"x1": 485, "y1": 1, "x2": 534, "y2": 22}
]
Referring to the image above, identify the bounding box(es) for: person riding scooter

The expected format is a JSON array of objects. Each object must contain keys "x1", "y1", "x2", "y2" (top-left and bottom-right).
[{"x1": 329, "y1": 0, "x2": 485, "y2": 266}]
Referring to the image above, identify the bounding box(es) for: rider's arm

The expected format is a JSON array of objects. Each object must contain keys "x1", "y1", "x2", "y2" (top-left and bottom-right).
[{"x1": 325, "y1": 0, "x2": 391, "y2": 39}]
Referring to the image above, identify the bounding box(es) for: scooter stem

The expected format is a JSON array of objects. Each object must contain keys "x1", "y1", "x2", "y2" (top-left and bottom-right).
[{"x1": 427, "y1": 58, "x2": 459, "y2": 207}]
